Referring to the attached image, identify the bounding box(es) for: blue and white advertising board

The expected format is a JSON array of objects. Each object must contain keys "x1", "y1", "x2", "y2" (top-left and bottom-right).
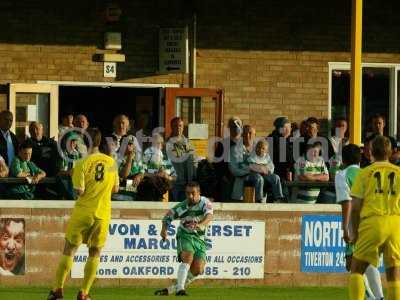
[
  {"x1": 301, "y1": 214, "x2": 384, "y2": 273},
  {"x1": 71, "y1": 220, "x2": 265, "y2": 279}
]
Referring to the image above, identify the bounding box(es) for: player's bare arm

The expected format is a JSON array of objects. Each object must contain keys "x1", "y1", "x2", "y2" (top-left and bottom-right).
[
  {"x1": 160, "y1": 222, "x2": 168, "y2": 241},
  {"x1": 197, "y1": 213, "x2": 213, "y2": 230},
  {"x1": 350, "y1": 196, "x2": 363, "y2": 243},
  {"x1": 340, "y1": 200, "x2": 352, "y2": 243}
]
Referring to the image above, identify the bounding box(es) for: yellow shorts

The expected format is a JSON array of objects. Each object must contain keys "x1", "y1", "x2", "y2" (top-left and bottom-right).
[
  {"x1": 65, "y1": 210, "x2": 110, "y2": 248},
  {"x1": 353, "y1": 215, "x2": 400, "y2": 268}
]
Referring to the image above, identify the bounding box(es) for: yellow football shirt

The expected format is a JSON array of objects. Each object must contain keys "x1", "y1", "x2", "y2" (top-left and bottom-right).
[
  {"x1": 351, "y1": 161, "x2": 400, "y2": 218},
  {"x1": 72, "y1": 152, "x2": 118, "y2": 220}
]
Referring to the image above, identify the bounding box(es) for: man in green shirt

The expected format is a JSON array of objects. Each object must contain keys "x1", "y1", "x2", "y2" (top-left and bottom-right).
[
  {"x1": 155, "y1": 181, "x2": 213, "y2": 296},
  {"x1": 9, "y1": 141, "x2": 46, "y2": 199}
]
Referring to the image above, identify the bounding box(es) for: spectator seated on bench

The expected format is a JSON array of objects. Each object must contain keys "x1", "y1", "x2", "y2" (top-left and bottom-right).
[
  {"x1": 8, "y1": 141, "x2": 46, "y2": 199},
  {"x1": 293, "y1": 142, "x2": 329, "y2": 204},
  {"x1": 227, "y1": 117, "x2": 264, "y2": 202},
  {"x1": 137, "y1": 134, "x2": 176, "y2": 201},
  {"x1": 112, "y1": 137, "x2": 144, "y2": 201},
  {"x1": 246, "y1": 139, "x2": 285, "y2": 203}
]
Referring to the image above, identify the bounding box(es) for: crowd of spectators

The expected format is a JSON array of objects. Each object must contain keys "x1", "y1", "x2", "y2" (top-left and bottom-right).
[{"x1": 0, "y1": 109, "x2": 398, "y2": 203}]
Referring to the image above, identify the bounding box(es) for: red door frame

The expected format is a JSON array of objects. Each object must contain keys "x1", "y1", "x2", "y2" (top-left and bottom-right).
[{"x1": 164, "y1": 88, "x2": 224, "y2": 138}]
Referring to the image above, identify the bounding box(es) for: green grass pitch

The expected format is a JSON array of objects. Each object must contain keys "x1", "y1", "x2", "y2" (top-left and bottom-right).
[{"x1": 0, "y1": 286, "x2": 348, "y2": 300}]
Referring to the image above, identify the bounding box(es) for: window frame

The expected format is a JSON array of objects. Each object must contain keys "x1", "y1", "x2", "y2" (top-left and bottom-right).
[{"x1": 328, "y1": 62, "x2": 399, "y2": 137}]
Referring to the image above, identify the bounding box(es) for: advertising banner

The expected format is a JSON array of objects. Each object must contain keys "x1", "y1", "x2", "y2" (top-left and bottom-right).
[{"x1": 71, "y1": 220, "x2": 265, "y2": 279}]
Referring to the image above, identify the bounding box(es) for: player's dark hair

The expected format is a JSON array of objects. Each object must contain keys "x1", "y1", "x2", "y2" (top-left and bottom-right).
[
  {"x1": 342, "y1": 144, "x2": 361, "y2": 166},
  {"x1": 364, "y1": 133, "x2": 378, "y2": 145},
  {"x1": 186, "y1": 181, "x2": 201, "y2": 191},
  {"x1": 87, "y1": 127, "x2": 102, "y2": 148},
  {"x1": 100, "y1": 137, "x2": 112, "y2": 155},
  {"x1": 372, "y1": 135, "x2": 392, "y2": 161}
]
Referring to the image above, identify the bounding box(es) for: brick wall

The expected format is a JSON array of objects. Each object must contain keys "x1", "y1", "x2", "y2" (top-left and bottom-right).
[
  {"x1": 0, "y1": 203, "x2": 347, "y2": 288},
  {"x1": 0, "y1": 0, "x2": 399, "y2": 136}
]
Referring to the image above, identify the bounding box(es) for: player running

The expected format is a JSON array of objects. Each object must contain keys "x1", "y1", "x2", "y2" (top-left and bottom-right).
[
  {"x1": 47, "y1": 128, "x2": 119, "y2": 300},
  {"x1": 155, "y1": 181, "x2": 213, "y2": 296},
  {"x1": 349, "y1": 136, "x2": 400, "y2": 300},
  {"x1": 335, "y1": 144, "x2": 384, "y2": 300}
]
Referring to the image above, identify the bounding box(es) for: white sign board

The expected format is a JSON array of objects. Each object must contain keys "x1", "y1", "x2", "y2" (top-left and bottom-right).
[
  {"x1": 159, "y1": 27, "x2": 188, "y2": 74},
  {"x1": 104, "y1": 62, "x2": 117, "y2": 78},
  {"x1": 188, "y1": 123, "x2": 209, "y2": 139},
  {"x1": 71, "y1": 220, "x2": 265, "y2": 279},
  {"x1": 27, "y1": 105, "x2": 37, "y2": 122}
]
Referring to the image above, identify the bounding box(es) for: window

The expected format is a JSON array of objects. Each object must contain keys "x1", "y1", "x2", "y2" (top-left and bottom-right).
[{"x1": 330, "y1": 64, "x2": 396, "y2": 139}]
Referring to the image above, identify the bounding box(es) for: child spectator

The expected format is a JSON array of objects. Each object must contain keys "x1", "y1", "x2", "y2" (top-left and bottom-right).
[
  {"x1": 293, "y1": 142, "x2": 329, "y2": 203},
  {"x1": 9, "y1": 141, "x2": 46, "y2": 199},
  {"x1": 247, "y1": 139, "x2": 284, "y2": 203},
  {"x1": 112, "y1": 136, "x2": 145, "y2": 201},
  {"x1": 143, "y1": 134, "x2": 176, "y2": 177},
  {"x1": 139, "y1": 134, "x2": 176, "y2": 201}
]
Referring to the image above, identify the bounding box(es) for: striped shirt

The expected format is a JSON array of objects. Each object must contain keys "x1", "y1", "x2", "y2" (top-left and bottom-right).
[
  {"x1": 294, "y1": 156, "x2": 328, "y2": 203},
  {"x1": 143, "y1": 146, "x2": 177, "y2": 177},
  {"x1": 162, "y1": 196, "x2": 213, "y2": 239}
]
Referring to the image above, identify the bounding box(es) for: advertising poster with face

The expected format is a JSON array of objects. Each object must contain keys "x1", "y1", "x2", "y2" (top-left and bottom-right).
[{"x1": 0, "y1": 218, "x2": 25, "y2": 276}]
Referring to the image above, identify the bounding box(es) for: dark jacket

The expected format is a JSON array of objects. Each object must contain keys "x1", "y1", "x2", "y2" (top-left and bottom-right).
[
  {"x1": 268, "y1": 130, "x2": 294, "y2": 180},
  {"x1": 28, "y1": 137, "x2": 59, "y2": 176},
  {"x1": 0, "y1": 130, "x2": 18, "y2": 166}
]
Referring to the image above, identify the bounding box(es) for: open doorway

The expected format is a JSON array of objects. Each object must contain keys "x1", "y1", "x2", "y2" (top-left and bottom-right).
[
  {"x1": 331, "y1": 67, "x2": 391, "y2": 140},
  {"x1": 58, "y1": 86, "x2": 162, "y2": 136}
]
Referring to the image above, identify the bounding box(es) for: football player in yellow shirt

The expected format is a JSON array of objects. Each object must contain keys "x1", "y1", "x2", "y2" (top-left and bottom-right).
[
  {"x1": 349, "y1": 135, "x2": 400, "y2": 300},
  {"x1": 47, "y1": 128, "x2": 119, "y2": 300}
]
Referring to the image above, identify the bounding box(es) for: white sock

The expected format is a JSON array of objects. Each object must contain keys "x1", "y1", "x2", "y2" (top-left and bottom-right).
[
  {"x1": 185, "y1": 271, "x2": 197, "y2": 287},
  {"x1": 176, "y1": 263, "x2": 190, "y2": 291},
  {"x1": 365, "y1": 265, "x2": 384, "y2": 299},
  {"x1": 364, "y1": 274, "x2": 374, "y2": 299},
  {"x1": 167, "y1": 271, "x2": 197, "y2": 294}
]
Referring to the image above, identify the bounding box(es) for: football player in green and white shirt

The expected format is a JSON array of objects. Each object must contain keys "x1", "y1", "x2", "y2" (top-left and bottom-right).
[
  {"x1": 335, "y1": 144, "x2": 384, "y2": 300},
  {"x1": 155, "y1": 181, "x2": 213, "y2": 296}
]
